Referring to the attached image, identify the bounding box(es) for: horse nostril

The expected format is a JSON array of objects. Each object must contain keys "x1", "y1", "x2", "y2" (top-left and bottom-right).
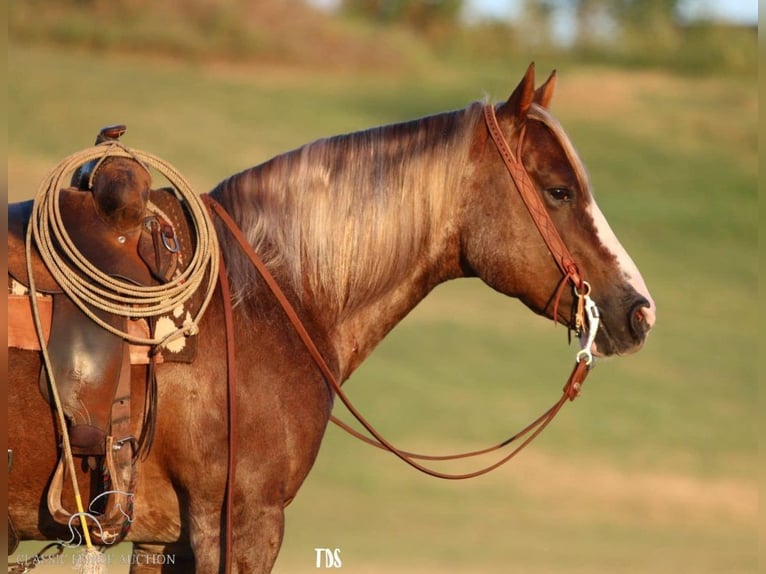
[
  {"x1": 641, "y1": 302, "x2": 656, "y2": 328},
  {"x1": 629, "y1": 298, "x2": 653, "y2": 338}
]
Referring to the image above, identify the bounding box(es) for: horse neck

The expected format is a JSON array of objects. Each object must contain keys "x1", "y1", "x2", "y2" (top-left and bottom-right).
[
  {"x1": 214, "y1": 106, "x2": 480, "y2": 380},
  {"x1": 330, "y1": 216, "x2": 464, "y2": 380}
]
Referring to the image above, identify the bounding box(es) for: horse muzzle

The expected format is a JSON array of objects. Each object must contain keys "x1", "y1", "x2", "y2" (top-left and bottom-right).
[{"x1": 591, "y1": 294, "x2": 654, "y2": 357}]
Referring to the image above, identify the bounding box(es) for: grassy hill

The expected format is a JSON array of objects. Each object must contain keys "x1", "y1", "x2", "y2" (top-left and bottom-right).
[{"x1": 7, "y1": 26, "x2": 757, "y2": 574}]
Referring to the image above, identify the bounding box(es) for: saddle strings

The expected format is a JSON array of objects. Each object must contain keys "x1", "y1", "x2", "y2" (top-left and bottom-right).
[{"x1": 27, "y1": 142, "x2": 220, "y2": 346}]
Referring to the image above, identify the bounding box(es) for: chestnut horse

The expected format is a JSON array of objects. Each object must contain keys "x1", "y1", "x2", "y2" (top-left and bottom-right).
[{"x1": 8, "y1": 65, "x2": 655, "y2": 572}]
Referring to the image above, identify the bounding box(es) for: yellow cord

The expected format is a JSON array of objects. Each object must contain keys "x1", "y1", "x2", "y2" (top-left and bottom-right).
[{"x1": 74, "y1": 494, "x2": 94, "y2": 549}]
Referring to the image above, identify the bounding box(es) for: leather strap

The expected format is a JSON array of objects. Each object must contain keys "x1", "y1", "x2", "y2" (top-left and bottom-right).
[
  {"x1": 212, "y1": 238, "x2": 238, "y2": 574},
  {"x1": 203, "y1": 195, "x2": 591, "y2": 481}
]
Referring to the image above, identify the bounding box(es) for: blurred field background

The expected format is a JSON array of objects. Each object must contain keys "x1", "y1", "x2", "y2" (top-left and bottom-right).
[{"x1": 7, "y1": 1, "x2": 757, "y2": 573}]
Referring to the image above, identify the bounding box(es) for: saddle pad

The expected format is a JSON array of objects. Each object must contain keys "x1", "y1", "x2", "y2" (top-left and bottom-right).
[
  {"x1": 7, "y1": 288, "x2": 160, "y2": 365},
  {"x1": 7, "y1": 292, "x2": 52, "y2": 351}
]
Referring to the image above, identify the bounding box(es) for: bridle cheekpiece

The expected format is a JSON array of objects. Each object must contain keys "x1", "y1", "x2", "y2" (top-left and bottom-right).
[{"x1": 482, "y1": 103, "x2": 599, "y2": 367}]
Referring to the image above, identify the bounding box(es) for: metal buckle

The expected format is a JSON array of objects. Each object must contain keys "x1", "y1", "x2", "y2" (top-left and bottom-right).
[
  {"x1": 160, "y1": 226, "x2": 179, "y2": 253},
  {"x1": 144, "y1": 215, "x2": 180, "y2": 253},
  {"x1": 576, "y1": 293, "x2": 600, "y2": 366},
  {"x1": 112, "y1": 436, "x2": 138, "y2": 452}
]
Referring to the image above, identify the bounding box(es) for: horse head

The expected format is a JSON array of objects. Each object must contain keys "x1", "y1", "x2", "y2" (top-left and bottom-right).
[{"x1": 462, "y1": 64, "x2": 655, "y2": 357}]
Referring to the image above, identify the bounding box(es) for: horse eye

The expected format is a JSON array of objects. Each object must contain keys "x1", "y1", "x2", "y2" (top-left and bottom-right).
[{"x1": 546, "y1": 187, "x2": 572, "y2": 202}]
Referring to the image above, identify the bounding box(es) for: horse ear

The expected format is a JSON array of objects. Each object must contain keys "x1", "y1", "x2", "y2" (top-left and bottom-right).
[
  {"x1": 534, "y1": 70, "x2": 557, "y2": 108},
  {"x1": 500, "y1": 62, "x2": 536, "y2": 120}
]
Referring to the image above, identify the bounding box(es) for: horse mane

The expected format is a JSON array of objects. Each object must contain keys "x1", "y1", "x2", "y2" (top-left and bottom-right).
[{"x1": 211, "y1": 101, "x2": 483, "y2": 318}]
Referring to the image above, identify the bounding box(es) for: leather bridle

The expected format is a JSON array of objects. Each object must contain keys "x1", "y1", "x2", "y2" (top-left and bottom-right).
[
  {"x1": 201, "y1": 103, "x2": 601, "y2": 570},
  {"x1": 483, "y1": 103, "x2": 586, "y2": 325}
]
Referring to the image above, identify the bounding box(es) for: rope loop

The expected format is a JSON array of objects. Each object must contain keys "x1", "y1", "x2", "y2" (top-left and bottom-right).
[{"x1": 26, "y1": 143, "x2": 220, "y2": 346}]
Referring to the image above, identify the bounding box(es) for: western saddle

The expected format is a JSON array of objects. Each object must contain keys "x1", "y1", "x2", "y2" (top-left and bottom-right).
[{"x1": 8, "y1": 125, "x2": 201, "y2": 546}]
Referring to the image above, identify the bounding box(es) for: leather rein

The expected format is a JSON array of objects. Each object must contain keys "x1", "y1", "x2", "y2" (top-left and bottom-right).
[{"x1": 201, "y1": 103, "x2": 600, "y2": 489}]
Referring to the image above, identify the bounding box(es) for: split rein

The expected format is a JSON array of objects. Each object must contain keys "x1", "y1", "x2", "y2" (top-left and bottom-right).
[{"x1": 202, "y1": 103, "x2": 601, "y2": 481}]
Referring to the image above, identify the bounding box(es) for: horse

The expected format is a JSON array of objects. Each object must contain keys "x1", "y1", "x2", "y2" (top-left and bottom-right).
[{"x1": 8, "y1": 64, "x2": 655, "y2": 573}]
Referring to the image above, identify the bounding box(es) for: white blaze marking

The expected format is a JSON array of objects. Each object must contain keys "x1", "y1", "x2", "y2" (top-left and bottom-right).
[
  {"x1": 587, "y1": 199, "x2": 655, "y2": 326},
  {"x1": 527, "y1": 103, "x2": 655, "y2": 328}
]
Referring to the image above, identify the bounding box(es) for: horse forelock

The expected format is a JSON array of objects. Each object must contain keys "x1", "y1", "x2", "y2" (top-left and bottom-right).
[
  {"x1": 527, "y1": 104, "x2": 591, "y2": 195},
  {"x1": 214, "y1": 103, "x2": 482, "y2": 317}
]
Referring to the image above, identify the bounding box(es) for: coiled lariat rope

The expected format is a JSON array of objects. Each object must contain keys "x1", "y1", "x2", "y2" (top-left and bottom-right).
[
  {"x1": 24, "y1": 142, "x2": 218, "y2": 567},
  {"x1": 27, "y1": 142, "x2": 219, "y2": 346}
]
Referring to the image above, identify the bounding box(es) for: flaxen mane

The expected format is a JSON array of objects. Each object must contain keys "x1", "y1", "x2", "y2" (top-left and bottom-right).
[{"x1": 212, "y1": 102, "x2": 483, "y2": 317}]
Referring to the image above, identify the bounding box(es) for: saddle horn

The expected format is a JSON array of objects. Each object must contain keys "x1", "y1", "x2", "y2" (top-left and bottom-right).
[{"x1": 70, "y1": 124, "x2": 128, "y2": 190}]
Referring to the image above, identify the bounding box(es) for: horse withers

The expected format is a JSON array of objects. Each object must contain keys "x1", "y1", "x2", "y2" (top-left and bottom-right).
[{"x1": 8, "y1": 64, "x2": 654, "y2": 573}]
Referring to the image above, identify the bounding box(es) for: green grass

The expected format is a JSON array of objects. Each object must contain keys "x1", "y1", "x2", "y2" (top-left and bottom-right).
[{"x1": 7, "y1": 43, "x2": 757, "y2": 574}]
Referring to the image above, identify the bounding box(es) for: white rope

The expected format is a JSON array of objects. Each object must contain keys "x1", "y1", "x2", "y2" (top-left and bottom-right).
[{"x1": 27, "y1": 141, "x2": 219, "y2": 346}]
